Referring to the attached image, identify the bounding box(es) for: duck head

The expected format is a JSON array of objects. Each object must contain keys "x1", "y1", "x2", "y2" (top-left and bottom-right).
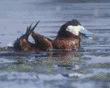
[
  {"x1": 66, "y1": 19, "x2": 94, "y2": 38},
  {"x1": 57, "y1": 19, "x2": 93, "y2": 38}
]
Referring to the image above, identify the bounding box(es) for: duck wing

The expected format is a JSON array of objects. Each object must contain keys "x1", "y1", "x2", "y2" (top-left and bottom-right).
[{"x1": 31, "y1": 32, "x2": 53, "y2": 50}]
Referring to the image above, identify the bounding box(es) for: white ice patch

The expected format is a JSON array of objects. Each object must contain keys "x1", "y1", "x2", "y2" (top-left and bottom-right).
[
  {"x1": 70, "y1": 41, "x2": 75, "y2": 45},
  {"x1": 7, "y1": 43, "x2": 12, "y2": 47},
  {"x1": 88, "y1": 37, "x2": 93, "y2": 39}
]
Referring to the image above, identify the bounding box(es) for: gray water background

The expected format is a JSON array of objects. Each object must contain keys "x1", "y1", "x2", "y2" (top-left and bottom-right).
[{"x1": 0, "y1": 0, "x2": 110, "y2": 88}]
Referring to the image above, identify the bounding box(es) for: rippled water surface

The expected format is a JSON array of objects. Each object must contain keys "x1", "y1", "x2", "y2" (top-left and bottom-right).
[{"x1": 0, "y1": 0, "x2": 110, "y2": 88}]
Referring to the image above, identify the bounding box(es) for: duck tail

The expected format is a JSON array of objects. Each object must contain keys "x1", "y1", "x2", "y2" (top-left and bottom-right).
[{"x1": 26, "y1": 20, "x2": 40, "y2": 36}]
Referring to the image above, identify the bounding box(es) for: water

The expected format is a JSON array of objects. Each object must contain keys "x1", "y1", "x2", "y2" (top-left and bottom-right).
[{"x1": 0, "y1": 0, "x2": 110, "y2": 88}]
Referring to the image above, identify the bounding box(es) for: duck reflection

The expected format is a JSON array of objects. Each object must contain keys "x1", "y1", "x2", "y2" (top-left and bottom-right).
[{"x1": 35, "y1": 49, "x2": 82, "y2": 61}]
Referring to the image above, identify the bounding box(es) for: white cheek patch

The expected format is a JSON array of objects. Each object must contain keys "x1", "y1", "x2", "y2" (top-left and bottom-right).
[{"x1": 66, "y1": 25, "x2": 80, "y2": 35}]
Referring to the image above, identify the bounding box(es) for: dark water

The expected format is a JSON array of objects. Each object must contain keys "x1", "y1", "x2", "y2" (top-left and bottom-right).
[{"x1": 0, "y1": 0, "x2": 110, "y2": 88}]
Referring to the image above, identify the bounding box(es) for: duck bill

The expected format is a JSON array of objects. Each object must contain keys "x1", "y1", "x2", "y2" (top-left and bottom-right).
[
  {"x1": 79, "y1": 28, "x2": 94, "y2": 39},
  {"x1": 80, "y1": 28, "x2": 93, "y2": 35}
]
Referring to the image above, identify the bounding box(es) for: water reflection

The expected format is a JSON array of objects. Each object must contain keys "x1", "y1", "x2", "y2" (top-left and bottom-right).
[
  {"x1": 34, "y1": 49, "x2": 82, "y2": 62},
  {"x1": 0, "y1": 49, "x2": 83, "y2": 75}
]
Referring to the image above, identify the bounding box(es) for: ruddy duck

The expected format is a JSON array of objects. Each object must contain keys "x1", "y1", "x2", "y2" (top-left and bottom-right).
[{"x1": 14, "y1": 19, "x2": 93, "y2": 51}]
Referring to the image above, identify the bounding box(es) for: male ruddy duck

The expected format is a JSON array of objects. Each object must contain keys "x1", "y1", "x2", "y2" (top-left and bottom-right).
[{"x1": 14, "y1": 19, "x2": 93, "y2": 51}]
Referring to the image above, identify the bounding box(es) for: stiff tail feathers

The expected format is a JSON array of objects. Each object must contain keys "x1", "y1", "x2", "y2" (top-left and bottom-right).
[{"x1": 26, "y1": 21, "x2": 40, "y2": 35}]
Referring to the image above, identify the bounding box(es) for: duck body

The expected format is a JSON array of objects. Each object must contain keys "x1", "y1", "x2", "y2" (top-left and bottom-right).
[
  {"x1": 14, "y1": 19, "x2": 93, "y2": 51},
  {"x1": 52, "y1": 36, "x2": 80, "y2": 50}
]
